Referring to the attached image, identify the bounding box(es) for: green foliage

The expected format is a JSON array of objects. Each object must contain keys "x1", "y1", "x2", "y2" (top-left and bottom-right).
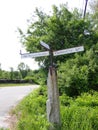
[
  {"x1": 14, "y1": 86, "x2": 50, "y2": 130},
  {"x1": 58, "y1": 47, "x2": 98, "y2": 96},
  {"x1": 61, "y1": 91, "x2": 98, "y2": 130},
  {"x1": 0, "y1": 62, "x2": 31, "y2": 80},
  {"x1": 0, "y1": 128, "x2": 9, "y2": 130},
  {"x1": 12, "y1": 87, "x2": 98, "y2": 130},
  {"x1": 61, "y1": 106, "x2": 98, "y2": 130},
  {"x1": 0, "y1": 70, "x2": 10, "y2": 79},
  {"x1": 75, "y1": 91, "x2": 98, "y2": 107},
  {"x1": 60, "y1": 93, "x2": 72, "y2": 106},
  {"x1": 18, "y1": 62, "x2": 30, "y2": 79},
  {"x1": 25, "y1": 68, "x2": 47, "y2": 85}
]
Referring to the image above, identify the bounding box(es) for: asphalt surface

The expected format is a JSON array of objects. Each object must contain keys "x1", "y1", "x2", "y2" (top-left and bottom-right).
[{"x1": 0, "y1": 85, "x2": 39, "y2": 128}]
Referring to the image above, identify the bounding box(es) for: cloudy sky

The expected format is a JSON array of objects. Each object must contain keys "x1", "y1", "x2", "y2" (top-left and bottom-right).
[{"x1": 0, "y1": 0, "x2": 87, "y2": 71}]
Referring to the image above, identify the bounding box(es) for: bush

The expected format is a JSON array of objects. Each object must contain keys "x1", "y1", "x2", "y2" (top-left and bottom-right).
[
  {"x1": 60, "y1": 91, "x2": 98, "y2": 130},
  {"x1": 61, "y1": 106, "x2": 98, "y2": 130},
  {"x1": 24, "y1": 76, "x2": 39, "y2": 84},
  {"x1": 58, "y1": 49, "x2": 98, "y2": 96},
  {"x1": 75, "y1": 91, "x2": 98, "y2": 107}
]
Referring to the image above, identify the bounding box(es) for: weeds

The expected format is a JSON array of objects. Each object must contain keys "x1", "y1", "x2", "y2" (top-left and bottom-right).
[{"x1": 12, "y1": 87, "x2": 98, "y2": 130}]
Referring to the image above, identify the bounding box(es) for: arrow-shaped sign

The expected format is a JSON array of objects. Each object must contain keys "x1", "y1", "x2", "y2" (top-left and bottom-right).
[
  {"x1": 53, "y1": 46, "x2": 84, "y2": 56},
  {"x1": 21, "y1": 51, "x2": 49, "y2": 58},
  {"x1": 40, "y1": 41, "x2": 50, "y2": 50}
]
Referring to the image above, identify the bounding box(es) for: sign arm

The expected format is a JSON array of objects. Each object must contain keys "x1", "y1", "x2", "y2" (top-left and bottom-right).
[{"x1": 40, "y1": 41, "x2": 50, "y2": 50}]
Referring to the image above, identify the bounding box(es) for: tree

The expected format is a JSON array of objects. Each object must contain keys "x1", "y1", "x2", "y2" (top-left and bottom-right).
[
  {"x1": 0, "y1": 64, "x2": 10, "y2": 80},
  {"x1": 58, "y1": 46, "x2": 98, "y2": 96},
  {"x1": 18, "y1": 62, "x2": 30, "y2": 79},
  {"x1": 0, "y1": 63, "x2": 1, "y2": 70},
  {"x1": 25, "y1": 68, "x2": 46, "y2": 84},
  {"x1": 19, "y1": 4, "x2": 97, "y2": 69},
  {"x1": 10, "y1": 67, "x2": 14, "y2": 80},
  {"x1": 1, "y1": 71, "x2": 10, "y2": 79},
  {"x1": 13, "y1": 71, "x2": 22, "y2": 80},
  {"x1": 90, "y1": 0, "x2": 98, "y2": 32},
  {"x1": 0, "y1": 63, "x2": 2, "y2": 79}
]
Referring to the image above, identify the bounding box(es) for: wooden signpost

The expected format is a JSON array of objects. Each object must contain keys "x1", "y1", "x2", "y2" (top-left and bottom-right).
[{"x1": 20, "y1": 41, "x2": 84, "y2": 129}]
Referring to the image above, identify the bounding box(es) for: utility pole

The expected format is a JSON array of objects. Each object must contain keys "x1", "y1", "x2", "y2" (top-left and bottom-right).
[{"x1": 83, "y1": 0, "x2": 89, "y2": 18}]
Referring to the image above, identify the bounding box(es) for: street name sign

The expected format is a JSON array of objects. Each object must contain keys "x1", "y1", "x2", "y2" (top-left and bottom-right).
[
  {"x1": 40, "y1": 41, "x2": 50, "y2": 50},
  {"x1": 21, "y1": 51, "x2": 49, "y2": 58},
  {"x1": 21, "y1": 46, "x2": 84, "y2": 58},
  {"x1": 53, "y1": 46, "x2": 84, "y2": 56}
]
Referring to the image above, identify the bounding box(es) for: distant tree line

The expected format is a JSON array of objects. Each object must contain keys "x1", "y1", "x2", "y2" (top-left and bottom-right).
[
  {"x1": 0, "y1": 62, "x2": 29, "y2": 80},
  {"x1": 0, "y1": 62, "x2": 42, "y2": 84}
]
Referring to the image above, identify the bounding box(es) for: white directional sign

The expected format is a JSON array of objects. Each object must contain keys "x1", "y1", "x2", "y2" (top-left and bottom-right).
[
  {"x1": 40, "y1": 41, "x2": 50, "y2": 50},
  {"x1": 53, "y1": 46, "x2": 84, "y2": 56},
  {"x1": 21, "y1": 46, "x2": 84, "y2": 58},
  {"x1": 21, "y1": 51, "x2": 49, "y2": 58}
]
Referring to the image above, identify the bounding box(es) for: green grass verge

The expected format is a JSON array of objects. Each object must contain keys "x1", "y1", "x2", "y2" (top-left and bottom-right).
[
  {"x1": 0, "y1": 83, "x2": 32, "y2": 87},
  {"x1": 11, "y1": 87, "x2": 98, "y2": 130},
  {"x1": 11, "y1": 86, "x2": 50, "y2": 130},
  {"x1": 0, "y1": 128, "x2": 9, "y2": 130}
]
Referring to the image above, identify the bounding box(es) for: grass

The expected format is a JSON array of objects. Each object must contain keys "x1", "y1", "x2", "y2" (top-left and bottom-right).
[
  {"x1": 11, "y1": 87, "x2": 98, "y2": 130},
  {"x1": 11, "y1": 86, "x2": 49, "y2": 130},
  {"x1": 0, "y1": 83, "x2": 32, "y2": 87},
  {"x1": 61, "y1": 92, "x2": 98, "y2": 130},
  {"x1": 0, "y1": 128, "x2": 9, "y2": 130}
]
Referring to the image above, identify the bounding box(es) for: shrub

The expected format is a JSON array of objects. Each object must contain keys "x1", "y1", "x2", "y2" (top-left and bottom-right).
[
  {"x1": 58, "y1": 49, "x2": 98, "y2": 96},
  {"x1": 60, "y1": 91, "x2": 98, "y2": 130},
  {"x1": 61, "y1": 106, "x2": 98, "y2": 130},
  {"x1": 75, "y1": 91, "x2": 98, "y2": 107}
]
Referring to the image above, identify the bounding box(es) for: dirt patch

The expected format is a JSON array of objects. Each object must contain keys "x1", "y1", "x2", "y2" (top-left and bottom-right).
[{"x1": 5, "y1": 114, "x2": 18, "y2": 130}]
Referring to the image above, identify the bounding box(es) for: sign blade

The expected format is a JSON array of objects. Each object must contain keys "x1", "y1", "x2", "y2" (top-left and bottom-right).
[
  {"x1": 21, "y1": 51, "x2": 49, "y2": 58},
  {"x1": 40, "y1": 41, "x2": 50, "y2": 50},
  {"x1": 53, "y1": 46, "x2": 84, "y2": 56}
]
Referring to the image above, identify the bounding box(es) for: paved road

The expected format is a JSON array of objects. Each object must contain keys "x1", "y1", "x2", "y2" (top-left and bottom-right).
[{"x1": 0, "y1": 85, "x2": 39, "y2": 128}]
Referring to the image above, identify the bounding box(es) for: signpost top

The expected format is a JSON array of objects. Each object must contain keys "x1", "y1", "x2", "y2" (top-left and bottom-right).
[
  {"x1": 53, "y1": 46, "x2": 84, "y2": 56},
  {"x1": 20, "y1": 41, "x2": 84, "y2": 67},
  {"x1": 21, "y1": 51, "x2": 49, "y2": 58},
  {"x1": 40, "y1": 41, "x2": 50, "y2": 50}
]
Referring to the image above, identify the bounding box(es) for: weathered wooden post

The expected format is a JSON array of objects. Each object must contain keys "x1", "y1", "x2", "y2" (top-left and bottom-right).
[
  {"x1": 47, "y1": 66, "x2": 61, "y2": 129},
  {"x1": 40, "y1": 41, "x2": 61, "y2": 129},
  {"x1": 20, "y1": 41, "x2": 84, "y2": 129}
]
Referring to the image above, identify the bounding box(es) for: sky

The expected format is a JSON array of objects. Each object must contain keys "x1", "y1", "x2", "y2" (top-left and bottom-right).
[{"x1": 0, "y1": 0, "x2": 87, "y2": 71}]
